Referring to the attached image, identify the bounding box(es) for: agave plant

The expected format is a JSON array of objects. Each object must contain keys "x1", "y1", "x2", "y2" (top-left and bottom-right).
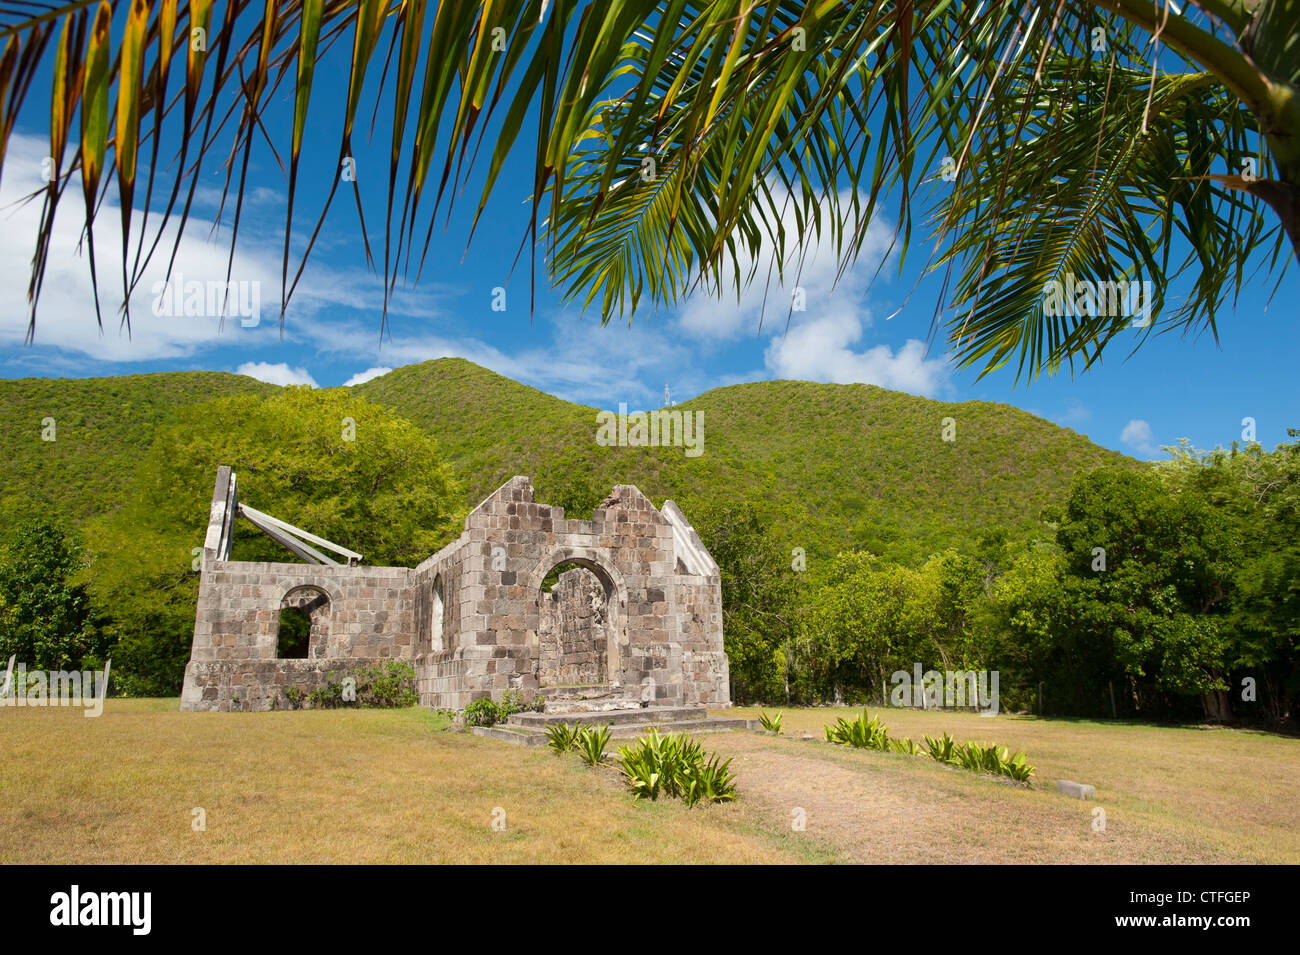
[
  {"x1": 681, "y1": 753, "x2": 737, "y2": 807},
  {"x1": 544, "y1": 721, "x2": 584, "y2": 755},
  {"x1": 617, "y1": 729, "x2": 672, "y2": 800},
  {"x1": 1001, "y1": 750, "x2": 1036, "y2": 783},
  {"x1": 825, "y1": 711, "x2": 890, "y2": 751},
  {"x1": 575, "y1": 724, "x2": 611, "y2": 766},
  {"x1": 616, "y1": 728, "x2": 736, "y2": 804},
  {"x1": 757, "y1": 710, "x2": 783, "y2": 734},
  {"x1": 923, "y1": 732, "x2": 961, "y2": 765},
  {"x1": 3, "y1": 2, "x2": 1297, "y2": 383},
  {"x1": 889, "y1": 736, "x2": 921, "y2": 756}
]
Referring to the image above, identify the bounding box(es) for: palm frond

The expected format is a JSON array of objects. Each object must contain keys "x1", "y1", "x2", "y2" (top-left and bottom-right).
[{"x1": 0, "y1": 0, "x2": 1292, "y2": 383}]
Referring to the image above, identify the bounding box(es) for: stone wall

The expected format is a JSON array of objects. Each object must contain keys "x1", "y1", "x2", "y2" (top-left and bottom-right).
[
  {"x1": 181, "y1": 561, "x2": 413, "y2": 711},
  {"x1": 181, "y1": 471, "x2": 730, "y2": 713}
]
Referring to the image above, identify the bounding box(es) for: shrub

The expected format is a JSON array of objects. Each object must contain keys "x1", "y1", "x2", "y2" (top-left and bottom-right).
[
  {"x1": 680, "y1": 752, "x2": 737, "y2": 807},
  {"x1": 955, "y1": 741, "x2": 1036, "y2": 781},
  {"x1": 498, "y1": 690, "x2": 527, "y2": 721},
  {"x1": 616, "y1": 730, "x2": 736, "y2": 805},
  {"x1": 307, "y1": 662, "x2": 418, "y2": 709},
  {"x1": 923, "y1": 732, "x2": 961, "y2": 764},
  {"x1": 1001, "y1": 750, "x2": 1035, "y2": 782},
  {"x1": 284, "y1": 686, "x2": 306, "y2": 710},
  {"x1": 463, "y1": 698, "x2": 503, "y2": 726},
  {"x1": 575, "y1": 725, "x2": 612, "y2": 766},
  {"x1": 758, "y1": 710, "x2": 783, "y2": 734},
  {"x1": 824, "y1": 711, "x2": 890, "y2": 751},
  {"x1": 545, "y1": 722, "x2": 584, "y2": 754},
  {"x1": 889, "y1": 736, "x2": 921, "y2": 755},
  {"x1": 916, "y1": 734, "x2": 1035, "y2": 781}
]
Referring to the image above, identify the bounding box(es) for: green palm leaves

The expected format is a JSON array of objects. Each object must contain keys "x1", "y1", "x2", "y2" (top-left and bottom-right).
[
  {"x1": 0, "y1": 1, "x2": 1295, "y2": 380},
  {"x1": 934, "y1": 48, "x2": 1278, "y2": 381}
]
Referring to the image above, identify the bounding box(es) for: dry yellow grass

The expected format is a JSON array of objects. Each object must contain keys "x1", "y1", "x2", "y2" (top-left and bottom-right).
[
  {"x1": 0, "y1": 700, "x2": 801, "y2": 864},
  {"x1": 722, "y1": 705, "x2": 1300, "y2": 864},
  {"x1": 2, "y1": 700, "x2": 1295, "y2": 864}
]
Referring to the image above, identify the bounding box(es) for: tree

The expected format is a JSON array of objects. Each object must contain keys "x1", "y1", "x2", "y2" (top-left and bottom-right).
[
  {"x1": 84, "y1": 386, "x2": 463, "y2": 694},
  {"x1": 1053, "y1": 466, "x2": 1241, "y2": 717},
  {"x1": 688, "y1": 498, "x2": 802, "y2": 703},
  {"x1": 803, "y1": 549, "x2": 983, "y2": 703},
  {"x1": 1159, "y1": 434, "x2": 1300, "y2": 725},
  {"x1": 0, "y1": 518, "x2": 101, "y2": 670},
  {"x1": 3, "y1": 2, "x2": 1296, "y2": 379}
]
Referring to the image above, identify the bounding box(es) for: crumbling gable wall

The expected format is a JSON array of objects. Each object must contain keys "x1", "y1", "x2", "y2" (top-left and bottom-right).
[
  {"x1": 409, "y1": 476, "x2": 729, "y2": 710},
  {"x1": 181, "y1": 467, "x2": 414, "y2": 712}
]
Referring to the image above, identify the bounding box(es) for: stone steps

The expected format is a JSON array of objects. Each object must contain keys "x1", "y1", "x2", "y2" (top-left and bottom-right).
[
  {"x1": 470, "y1": 707, "x2": 756, "y2": 747},
  {"x1": 507, "y1": 706, "x2": 700, "y2": 727}
]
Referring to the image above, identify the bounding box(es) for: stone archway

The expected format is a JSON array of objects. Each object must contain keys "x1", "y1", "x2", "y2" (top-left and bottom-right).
[
  {"x1": 278, "y1": 585, "x2": 331, "y2": 659},
  {"x1": 527, "y1": 553, "x2": 626, "y2": 688}
]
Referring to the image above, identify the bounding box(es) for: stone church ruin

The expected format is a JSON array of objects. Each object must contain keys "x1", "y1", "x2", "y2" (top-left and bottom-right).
[{"x1": 180, "y1": 467, "x2": 731, "y2": 715}]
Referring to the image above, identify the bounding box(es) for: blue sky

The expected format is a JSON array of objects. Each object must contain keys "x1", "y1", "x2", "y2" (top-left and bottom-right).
[{"x1": 1, "y1": 15, "x2": 1296, "y2": 462}]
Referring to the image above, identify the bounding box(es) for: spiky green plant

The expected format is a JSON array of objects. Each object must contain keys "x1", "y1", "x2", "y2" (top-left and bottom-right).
[
  {"x1": 545, "y1": 721, "x2": 584, "y2": 755},
  {"x1": 924, "y1": 732, "x2": 961, "y2": 765},
  {"x1": 682, "y1": 753, "x2": 737, "y2": 807},
  {"x1": 889, "y1": 736, "x2": 921, "y2": 756},
  {"x1": 825, "y1": 712, "x2": 890, "y2": 751},
  {"x1": 575, "y1": 724, "x2": 611, "y2": 766},
  {"x1": 617, "y1": 728, "x2": 736, "y2": 804},
  {"x1": 758, "y1": 710, "x2": 783, "y2": 734},
  {"x1": 1001, "y1": 750, "x2": 1036, "y2": 783}
]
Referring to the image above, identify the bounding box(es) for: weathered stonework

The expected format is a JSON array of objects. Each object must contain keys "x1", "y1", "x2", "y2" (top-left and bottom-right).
[{"x1": 181, "y1": 469, "x2": 730, "y2": 713}]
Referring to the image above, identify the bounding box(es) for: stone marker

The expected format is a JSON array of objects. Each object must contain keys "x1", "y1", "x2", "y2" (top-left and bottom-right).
[{"x1": 1056, "y1": 779, "x2": 1096, "y2": 799}]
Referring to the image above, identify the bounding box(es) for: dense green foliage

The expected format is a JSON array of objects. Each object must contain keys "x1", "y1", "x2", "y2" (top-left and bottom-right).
[
  {"x1": 0, "y1": 518, "x2": 103, "y2": 670},
  {"x1": 0, "y1": 373, "x2": 273, "y2": 529},
  {"x1": 301, "y1": 662, "x2": 420, "y2": 710},
  {"x1": 796, "y1": 442, "x2": 1300, "y2": 727},
  {"x1": 355, "y1": 360, "x2": 1135, "y2": 563}
]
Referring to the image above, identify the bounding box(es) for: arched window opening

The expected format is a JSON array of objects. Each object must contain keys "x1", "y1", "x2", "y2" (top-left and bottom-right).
[
  {"x1": 276, "y1": 607, "x2": 312, "y2": 659},
  {"x1": 432, "y1": 576, "x2": 445, "y2": 652},
  {"x1": 277, "y1": 587, "x2": 330, "y2": 659}
]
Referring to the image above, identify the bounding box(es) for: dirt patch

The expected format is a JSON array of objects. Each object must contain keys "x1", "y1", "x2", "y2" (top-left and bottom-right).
[{"x1": 710, "y1": 734, "x2": 1246, "y2": 864}]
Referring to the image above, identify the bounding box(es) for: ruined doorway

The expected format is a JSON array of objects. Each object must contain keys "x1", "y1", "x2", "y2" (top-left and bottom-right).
[{"x1": 536, "y1": 560, "x2": 615, "y2": 687}]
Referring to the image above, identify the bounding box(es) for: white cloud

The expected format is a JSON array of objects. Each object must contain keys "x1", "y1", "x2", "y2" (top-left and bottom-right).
[
  {"x1": 764, "y1": 307, "x2": 949, "y2": 397},
  {"x1": 342, "y1": 366, "x2": 393, "y2": 387},
  {"x1": 0, "y1": 134, "x2": 446, "y2": 364},
  {"x1": 675, "y1": 189, "x2": 897, "y2": 343},
  {"x1": 667, "y1": 186, "x2": 949, "y2": 397},
  {"x1": 236, "y1": 361, "x2": 318, "y2": 388},
  {"x1": 1120, "y1": 418, "x2": 1158, "y2": 456}
]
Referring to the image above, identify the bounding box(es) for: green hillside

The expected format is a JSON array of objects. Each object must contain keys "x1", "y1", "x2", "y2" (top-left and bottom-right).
[
  {"x1": 1, "y1": 358, "x2": 1135, "y2": 562},
  {"x1": 354, "y1": 358, "x2": 1136, "y2": 561},
  {"x1": 0, "y1": 371, "x2": 274, "y2": 525}
]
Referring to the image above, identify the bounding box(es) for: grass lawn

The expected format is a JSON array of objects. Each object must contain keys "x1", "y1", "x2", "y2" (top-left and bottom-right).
[{"x1": 2, "y1": 700, "x2": 1295, "y2": 864}]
